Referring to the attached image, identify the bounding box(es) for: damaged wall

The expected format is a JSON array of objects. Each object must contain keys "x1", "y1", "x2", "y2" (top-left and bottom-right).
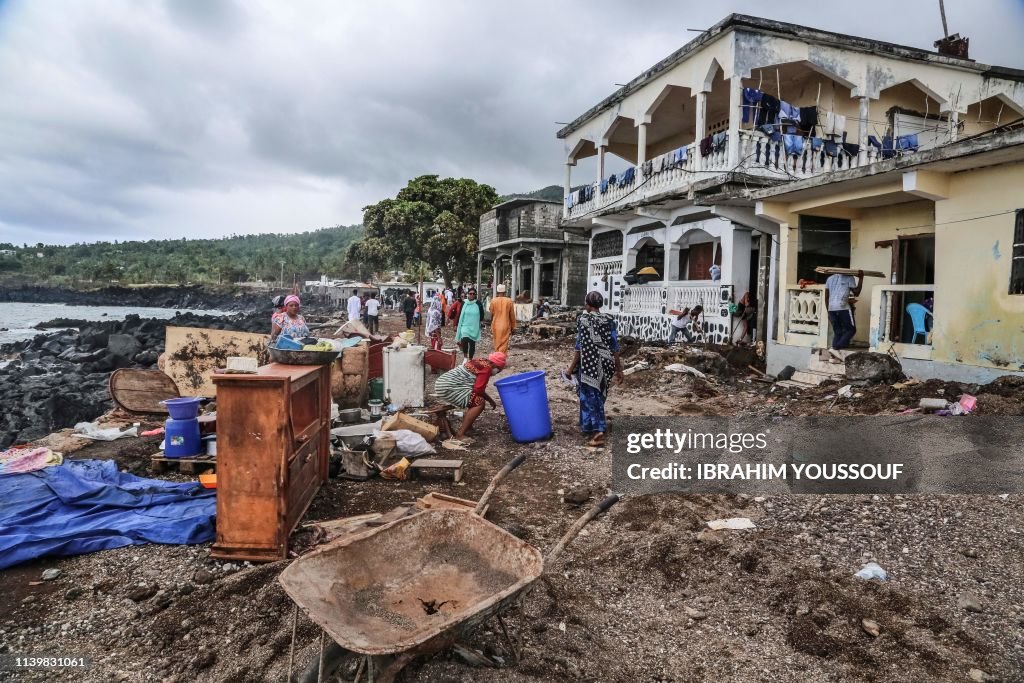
[{"x1": 932, "y1": 163, "x2": 1024, "y2": 372}]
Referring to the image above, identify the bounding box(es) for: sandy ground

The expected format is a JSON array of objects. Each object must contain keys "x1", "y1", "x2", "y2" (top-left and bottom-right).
[{"x1": 1, "y1": 309, "x2": 1022, "y2": 682}]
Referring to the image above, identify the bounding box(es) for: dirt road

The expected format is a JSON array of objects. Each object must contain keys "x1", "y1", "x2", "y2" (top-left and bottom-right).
[{"x1": 1, "y1": 309, "x2": 1021, "y2": 682}]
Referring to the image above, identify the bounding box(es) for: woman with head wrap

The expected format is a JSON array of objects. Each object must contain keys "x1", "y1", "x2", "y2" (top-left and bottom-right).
[
  {"x1": 425, "y1": 294, "x2": 444, "y2": 351},
  {"x1": 271, "y1": 295, "x2": 310, "y2": 340},
  {"x1": 565, "y1": 291, "x2": 623, "y2": 447},
  {"x1": 433, "y1": 352, "x2": 507, "y2": 440}
]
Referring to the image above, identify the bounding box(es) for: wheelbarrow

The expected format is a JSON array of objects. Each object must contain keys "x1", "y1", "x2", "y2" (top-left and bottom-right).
[{"x1": 279, "y1": 457, "x2": 618, "y2": 682}]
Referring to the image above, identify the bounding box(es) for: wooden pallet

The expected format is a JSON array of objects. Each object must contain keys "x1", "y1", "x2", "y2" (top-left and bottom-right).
[{"x1": 151, "y1": 454, "x2": 216, "y2": 474}]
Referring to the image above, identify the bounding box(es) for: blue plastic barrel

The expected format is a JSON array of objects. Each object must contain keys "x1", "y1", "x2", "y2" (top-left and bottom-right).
[
  {"x1": 164, "y1": 417, "x2": 201, "y2": 458},
  {"x1": 494, "y1": 371, "x2": 552, "y2": 443}
]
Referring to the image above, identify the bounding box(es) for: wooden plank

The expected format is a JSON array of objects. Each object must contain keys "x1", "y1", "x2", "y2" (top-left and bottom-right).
[
  {"x1": 164, "y1": 326, "x2": 271, "y2": 397},
  {"x1": 814, "y1": 267, "x2": 887, "y2": 278},
  {"x1": 109, "y1": 369, "x2": 180, "y2": 413},
  {"x1": 410, "y1": 459, "x2": 464, "y2": 469}
]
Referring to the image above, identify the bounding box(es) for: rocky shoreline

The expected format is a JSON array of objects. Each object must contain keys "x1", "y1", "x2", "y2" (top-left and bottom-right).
[
  {"x1": 0, "y1": 284, "x2": 273, "y2": 311},
  {"x1": 1, "y1": 312, "x2": 269, "y2": 447}
]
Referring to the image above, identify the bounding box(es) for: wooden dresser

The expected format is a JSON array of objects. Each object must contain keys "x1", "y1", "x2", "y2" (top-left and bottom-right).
[{"x1": 211, "y1": 363, "x2": 330, "y2": 562}]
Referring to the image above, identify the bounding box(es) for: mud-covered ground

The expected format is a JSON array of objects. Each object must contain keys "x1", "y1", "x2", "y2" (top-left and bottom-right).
[{"x1": 1, "y1": 310, "x2": 1022, "y2": 682}]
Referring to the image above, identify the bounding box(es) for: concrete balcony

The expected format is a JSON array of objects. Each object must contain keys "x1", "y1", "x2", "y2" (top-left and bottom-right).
[
  {"x1": 563, "y1": 133, "x2": 900, "y2": 222},
  {"x1": 782, "y1": 285, "x2": 828, "y2": 347}
]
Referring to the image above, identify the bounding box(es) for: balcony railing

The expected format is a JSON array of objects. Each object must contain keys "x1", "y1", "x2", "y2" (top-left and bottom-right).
[
  {"x1": 783, "y1": 285, "x2": 828, "y2": 346},
  {"x1": 869, "y1": 284, "x2": 935, "y2": 360},
  {"x1": 622, "y1": 283, "x2": 728, "y2": 317},
  {"x1": 564, "y1": 129, "x2": 907, "y2": 220}
]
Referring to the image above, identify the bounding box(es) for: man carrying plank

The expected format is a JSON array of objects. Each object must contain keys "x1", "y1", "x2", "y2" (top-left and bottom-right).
[{"x1": 824, "y1": 269, "x2": 864, "y2": 356}]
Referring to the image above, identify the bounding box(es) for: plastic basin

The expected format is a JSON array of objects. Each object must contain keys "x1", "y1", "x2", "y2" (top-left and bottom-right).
[{"x1": 161, "y1": 397, "x2": 203, "y2": 420}]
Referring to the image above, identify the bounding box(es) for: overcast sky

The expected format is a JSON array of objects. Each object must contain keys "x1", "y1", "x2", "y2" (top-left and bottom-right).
[{"x1": 2, "y1": 0, "x2": 1022, "y2": 245}]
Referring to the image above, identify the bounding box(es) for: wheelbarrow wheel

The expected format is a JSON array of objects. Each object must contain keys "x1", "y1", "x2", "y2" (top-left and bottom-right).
[{"x1": 298, "y1": 641, "x2": 355, "y2": 683}]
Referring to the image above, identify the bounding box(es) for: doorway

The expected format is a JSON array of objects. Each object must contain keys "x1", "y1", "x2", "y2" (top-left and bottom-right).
[{"x1": 892, "y1": 234, "x2": 935, "y2": 343}]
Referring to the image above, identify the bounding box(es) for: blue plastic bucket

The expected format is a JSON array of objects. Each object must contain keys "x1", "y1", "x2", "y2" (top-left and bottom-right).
[
  {"x1": 164, "y1": 417, "x2": 201, "y2": 458},
  {"x1": 161, "y1": 397, "x2": 203, "y2": 420},
  {"x1": 494, "y1": 371, "x2": 552, "y2": 443}
]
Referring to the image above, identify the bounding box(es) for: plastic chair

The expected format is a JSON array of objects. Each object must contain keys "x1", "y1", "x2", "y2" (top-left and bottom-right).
[{"x1": 906, "y1": 303, "x2": 934, "y2": 344}]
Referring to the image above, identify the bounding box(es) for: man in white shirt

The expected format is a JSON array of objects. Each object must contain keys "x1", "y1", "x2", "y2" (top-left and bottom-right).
[
  {"x1": 346, "y1": 290, "x2": 361, "y2": 323},
  {"x1": 365, "y1": 293, "x2": 380, "y2": 334},
  {"x1": 824, "y1": 270, "x2": 863, "y2": 354}
]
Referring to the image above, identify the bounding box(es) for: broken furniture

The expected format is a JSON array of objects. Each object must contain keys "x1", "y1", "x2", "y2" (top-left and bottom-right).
[
  {"x1": 163, "y1": 326, "x2": 269, "y2": 397},
  {"x1": 424, "y1": 348, "x2": 458, "y2": 374},
  {"x1": 281, "y1": 472, "x2": 618, "y2": 682},
  {"x1": 211, "y1": 363, "x2": 331, "y2": 562},
  {"x1": 108, "y1": 368, "x2": 180, "y2": 413},
  {"x1": 408, "y1": 458, "x2": 464, "y2": 482},
  {"x1": 384, "y1": 345, "x2": 426, "y2": 407}
]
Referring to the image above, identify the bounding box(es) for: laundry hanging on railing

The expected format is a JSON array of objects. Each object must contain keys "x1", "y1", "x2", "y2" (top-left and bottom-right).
[
  {"x1": 712, "y1": 132, "x2": 728, "y2": 153},
  {"x1": 783, "y1": 134, "x2": 804, "y2": 157},
  {"x1": 895, "y1": 134, "x2": 919, "y2": 151},
  {"x1": 699, "y1": 135, "x2": 713, "y2": 157},
  {"x1": 779, "y1": 100, "x2": 800, "y2": 123},
  {"x1": 742, "y1": 88, "x2": 763, "y2": 123},
  {"x1": 617, "y1": 167, "x2": 636, "y2": 187},
  {"x1": 823, "y1": 112, "x2": 846, "y2": 137},
  {"x1": 599, "y1": 179, "x2": 609, "y2": 193},
  {"x1": 800, "y1": 106, "x2": 818, "y2": 134},
  {"x1": 756, "y1": 93, "x2": 781, "y2": 127}
]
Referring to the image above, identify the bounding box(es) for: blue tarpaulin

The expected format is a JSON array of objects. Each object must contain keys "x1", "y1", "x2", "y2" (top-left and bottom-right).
[{"x1": 0, "y1": 459, "x2": 216, "y2": 570}]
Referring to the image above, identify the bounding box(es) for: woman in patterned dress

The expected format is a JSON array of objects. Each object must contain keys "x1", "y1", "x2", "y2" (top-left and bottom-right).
[
  {"x1": 565, "y1": 291, "x2": 624, "y2": 448},
  {"x1": 271, "y1": 294, "x2": 310, "y2": 341}
]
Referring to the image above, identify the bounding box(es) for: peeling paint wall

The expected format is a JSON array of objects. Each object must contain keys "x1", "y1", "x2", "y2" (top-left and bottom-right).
[{"x1": 932, "y1": 164, "x2": 1024, "y2": 372}]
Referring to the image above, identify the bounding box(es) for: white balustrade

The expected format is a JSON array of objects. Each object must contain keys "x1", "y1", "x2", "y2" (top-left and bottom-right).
[
  {"x1": 785, "y1": 286, "x2": 825, "y2": 336},
  {"x1": 666, "y1": 284, "x2": 721, "y2": 314},
  {"x1": 872, "y1": 284, "x2": 935, "y2": 347},
  {"x1": 621, "y1": 285, "x2": 664, "y2": 315}
]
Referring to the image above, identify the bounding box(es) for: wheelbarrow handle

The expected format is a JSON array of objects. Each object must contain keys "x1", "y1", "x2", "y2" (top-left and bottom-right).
[
  {"x1": 544, "y1": 494, "x2": 620, "y2": 565},
  {"x1": 473, "y1": 454, "x2": 528, "y2": 515}
]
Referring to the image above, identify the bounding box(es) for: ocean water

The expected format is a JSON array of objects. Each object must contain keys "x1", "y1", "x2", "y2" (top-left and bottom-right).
[{"x1": 0, "y1": 302, "x2": 230, "y2": 346}]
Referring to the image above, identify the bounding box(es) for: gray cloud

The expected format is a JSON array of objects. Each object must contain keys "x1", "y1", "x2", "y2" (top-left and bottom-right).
[{"x1": 1, "y1": 0, "x2": 1021, "y2": 244}]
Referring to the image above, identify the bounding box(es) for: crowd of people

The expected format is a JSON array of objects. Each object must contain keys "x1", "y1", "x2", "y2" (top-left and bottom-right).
[{"x1": 267, "y1": 283, "x2": 734, "y2": 449}]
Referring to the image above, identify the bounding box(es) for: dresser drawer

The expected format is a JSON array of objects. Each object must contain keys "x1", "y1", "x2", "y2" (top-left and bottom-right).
[{"x1": 287, "y1": 437, "x2": 322, "y2": 528}]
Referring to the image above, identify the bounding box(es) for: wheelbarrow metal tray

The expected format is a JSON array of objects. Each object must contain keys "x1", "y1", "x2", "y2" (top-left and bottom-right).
[{"x1": 278, "y1": 509, "x2": 543, "y2": 656}]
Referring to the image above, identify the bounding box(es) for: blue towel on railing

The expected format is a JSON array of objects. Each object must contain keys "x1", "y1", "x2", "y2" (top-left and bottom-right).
[
  {"x1": 623, "y1": 167, "x2": 636, "y2": 185},
  {"x1": 599, "y1": 179, "x2": 608, "y2": 193},
  {"x1": 779, "y1": 100, "x2": 800, "y2": 122},
  {"x1": 810, "y1": 137, "x2": 823, "y2": 151}
]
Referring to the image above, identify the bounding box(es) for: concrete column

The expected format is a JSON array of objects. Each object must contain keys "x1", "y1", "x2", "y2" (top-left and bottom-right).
[
  {"x1": 564, "y1": 163, "x2": 572, "y2": 205},
  {"x1": 767, "y1": 233, "x2": 780, "y2": 342},
  {"x1": 695, "y1": 91, "x2": 708, "y2": 172},
  {"x1": 720, "y1": 226, "x2": 752, "y2": 299},
  {"x1": 665, "y1": 242, "x2": 681, "y2": 283},
  {"x1": 637, "y1": 123, "x2": 648, "y2": 178},
  {"x1": 597, "y1": 145, "x2": 606, "y2": 185},
  {"x1": 511, "y1": 258, "x2": 519, "y2": 298},
  {"x1": 858, "y1": 97, "x2": 870, "y2": 164},
  {"x1": 475, "y1": 253, "x2": 483, "y2": 291},
  {"x1": 532, "y1": 255, "x2": 542, "y2": 303},
  {"x1": 775, "y1": 222, "x2": 796, "y2": 343},
  {"x1": 949, "y1": 109, "x2": 960, "y2": 141},
  {"x1": 756, "y1": 232, "x2": 770, "y2": 342},
  {"x1": 727, "y1": 76, "x2": 742, "y2": 168}
]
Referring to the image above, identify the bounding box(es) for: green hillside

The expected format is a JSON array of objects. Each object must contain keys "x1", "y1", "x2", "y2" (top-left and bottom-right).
[{"x1": 0, "y1": 225, "x2": 364, "y2": 286}]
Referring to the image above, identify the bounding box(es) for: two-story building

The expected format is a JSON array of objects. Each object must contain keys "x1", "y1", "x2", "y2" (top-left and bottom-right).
[
  {"x1": 477, "y1": 198, "x2": 589, "y2": 305},
  {"x1": 557, "y1": 14, "x2": 1024, "y2": 346}
]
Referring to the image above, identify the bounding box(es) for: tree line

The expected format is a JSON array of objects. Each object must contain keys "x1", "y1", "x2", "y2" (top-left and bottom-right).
[{"x1": 0, "y1": 225, "x2": 365, "y2": 287}]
